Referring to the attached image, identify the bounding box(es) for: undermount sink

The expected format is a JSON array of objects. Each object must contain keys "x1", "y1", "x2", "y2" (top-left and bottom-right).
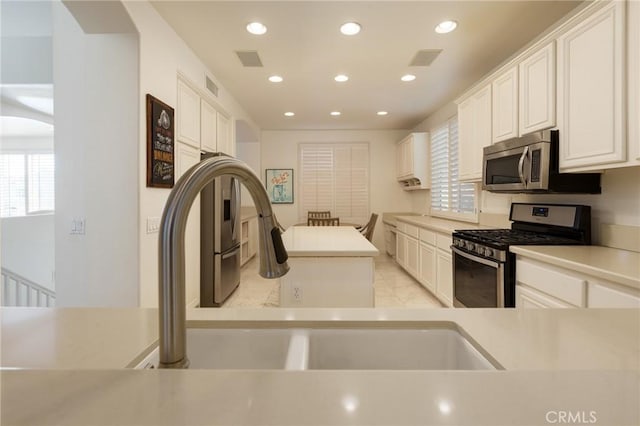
[{"x1": 134, "y1": 325, "x2": 498, "y2": 370}]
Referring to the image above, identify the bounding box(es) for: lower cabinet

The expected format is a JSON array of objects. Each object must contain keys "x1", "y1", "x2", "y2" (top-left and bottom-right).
[
  {"x1": 515, "y1": 257, "x2": 640, "y2": 308},
  {"x1": 240, "y1": 216, "x2": 258, "y2": 266},
  {"x1": 395, "y1": 220, "x2": 453, "y2": 307}
]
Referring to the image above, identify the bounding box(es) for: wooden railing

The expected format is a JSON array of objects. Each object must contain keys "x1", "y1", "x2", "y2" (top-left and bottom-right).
[{"x1": 1, "y1": 268, "x2": 56, "y2": 307}]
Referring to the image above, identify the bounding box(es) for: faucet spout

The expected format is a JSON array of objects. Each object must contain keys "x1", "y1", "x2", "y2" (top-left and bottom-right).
[{"x1": 158, "y1": 155, "x2": 289, "y2": 369}]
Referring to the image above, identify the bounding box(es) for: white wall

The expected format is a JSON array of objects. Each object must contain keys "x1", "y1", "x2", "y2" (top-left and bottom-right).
[
  {"x1": 260, "y1": 129, "x2": 414, "y2": 251},
  {"x1": 236, "y1": 141, "x2": 261, "y2": 207},
  {"x1": 53, "y1": 3, "x2": 139, "y2": 307},
  {"x1": 122, "y1": 1, "x2": 261, "y2": 307},
  {"x1": 1, "y1": 215, "x2": 55, "y2": 290}
]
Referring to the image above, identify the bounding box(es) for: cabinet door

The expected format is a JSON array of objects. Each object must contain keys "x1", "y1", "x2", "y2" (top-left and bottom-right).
[
  {"x1": 418, "y1": 242, "x2": 436, "y2": 294},
  {"x1": 458, "y1": 85, "x2": 492, "y2": 181},
  {"x1": 405, "y1": 236, "x2": 419, "y2": 278},
  {"x1": 200, "y1": 99, "x2": 217, "y2": 153},
  {"x1": 630, "y1": 0, "x2": 640, "y2": 161},
  {"x1": 516, "y1": 285, "x2": 575, "y2": 308},
  {"x1": 248, "y1": 217, "x2": 259, "y2": 259},
  {"x1": 396, "y1": 233, "x2": 407, "y2": 268},
  {"x1": 557, "y1": 1, "x2": 626, "y2": 170},
  {"x1": 435, "y1": 249, "x2": 453, "y2": 307},
  {"x1": 216, "y1": 112, "x2": 232, "y2": 155},
  {"x1": 588, "y1": 281, "x2": 640, "y2": 308},
  {"x1": 177, "y1": 79, "x2": 201, "y2": 149},
  {"x1": 492, "y1": 66, "x2": 519, "y2": 143},
  {"x1": 396, "y1": 138, "x2": 411, "y2": 178},
  {"x1": 519, "y1": 42, "x2": 556, "y2": 135},
  {"x1": 175, "y1": 142, "x2": 201, "y2": 306}
]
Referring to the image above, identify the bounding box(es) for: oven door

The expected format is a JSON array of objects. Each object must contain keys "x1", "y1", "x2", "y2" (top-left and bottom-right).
[{"x1": 452, "y1": 247, "x2": 505, "y2": 308}]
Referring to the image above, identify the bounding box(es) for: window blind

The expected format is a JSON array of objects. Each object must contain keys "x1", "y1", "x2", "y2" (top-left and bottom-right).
[
  {"x1": 430, "y1": 117, "x2": 476, "y2": 220},
  {"x1": 0, "y1": 153, "x2": 54, "y2": 217},
  {"x1": 299, "y1": 143, "x2": 369, "y2": 224}
]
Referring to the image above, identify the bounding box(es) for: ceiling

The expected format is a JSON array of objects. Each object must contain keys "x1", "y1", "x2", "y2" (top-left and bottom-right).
[{"x1": 151, "y1": 1, "x2": 582, "y2": 131}]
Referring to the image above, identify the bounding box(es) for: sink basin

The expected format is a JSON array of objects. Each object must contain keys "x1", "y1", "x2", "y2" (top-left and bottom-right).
[{"x1": 134, "y1": 325, "x2": 498, "y2": 370}]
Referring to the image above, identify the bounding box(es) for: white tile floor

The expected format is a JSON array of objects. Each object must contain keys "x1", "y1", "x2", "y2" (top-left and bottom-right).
[{"x1": 222, "y1": 254, "x2": 443, "y2": 308}]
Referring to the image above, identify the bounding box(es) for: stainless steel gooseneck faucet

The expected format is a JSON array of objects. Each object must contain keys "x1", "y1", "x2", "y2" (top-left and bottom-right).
[{"x1": 158, "y1": 155, "x2": 289, "y2": 369}]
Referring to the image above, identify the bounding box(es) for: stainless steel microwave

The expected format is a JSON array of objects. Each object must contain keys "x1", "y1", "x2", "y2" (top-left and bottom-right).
[{"x1": 482, "y1": 130, "x2": 601, "y2": 194}]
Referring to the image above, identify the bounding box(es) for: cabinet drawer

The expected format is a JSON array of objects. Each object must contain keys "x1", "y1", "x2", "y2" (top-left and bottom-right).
[
  {"x1": 436, "y1": 233, "x2": 453, "y2": 251},
  {"x1": 516, "y1": 259, "x2": 586, "y2": 306},
  {"x1": 516, "y1": 285, "x2": 575, "y2": 308},
  {"x1": 419, "y1": 228, "x2": 436, "y2": 245},
  {"x1": 588, "y1": 281, "x2": 640, "y2": 308},
  {"x1": 404, "y1": 224, "x2": 419, "y2": 238}
]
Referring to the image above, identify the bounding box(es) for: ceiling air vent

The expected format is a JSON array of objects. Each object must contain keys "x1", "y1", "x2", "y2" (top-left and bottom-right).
[
  {"x1": 205, "y1": 76, "x2": 219, "y2": 97},
  {"x1": 409, "y1": 49, "x2": 443, "y2": 67},
  {"x1": 235, "y1": 50, "x2": 263, "y2": 67}
]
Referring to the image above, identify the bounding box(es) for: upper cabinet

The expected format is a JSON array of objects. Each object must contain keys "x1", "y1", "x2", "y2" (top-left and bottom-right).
[
  {"x1": 177, "y1": 75, "x2": 234, "y2": 155},
  {"x1": 557, "y1": 0, "x2": 626, "y2": 171},
  {"x1": 491, "y1": 66, "x2": 519, "y2": 143},
  {"x1": 458, "y1": 84, "x2": 492, "y2": 182},
  {"x1": 396, "y1": 132, "x2": 430, "y2": 190},
  {"x1": 177, "y1": 79, "x2": 201, "y2": 149},
  {"x1": 519, "y1": 42, "x2": 556, "y2": 135}
]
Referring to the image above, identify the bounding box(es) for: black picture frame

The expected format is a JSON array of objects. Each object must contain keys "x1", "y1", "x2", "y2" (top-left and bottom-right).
[{"x1": 146, "y1": 94, "x2": 175, "y2": 188}]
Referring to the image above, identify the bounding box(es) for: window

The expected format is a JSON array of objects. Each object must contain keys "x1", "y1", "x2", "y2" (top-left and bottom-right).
[
  {"x1": 299, "y1": 143, "x2": 369, "y2": 224},
  {"x1": 0, "y1": 153, "x2": 54, "y2": 217},
  {"x1": 430, "y1": 117, "x2": 477, "y2": 222}
]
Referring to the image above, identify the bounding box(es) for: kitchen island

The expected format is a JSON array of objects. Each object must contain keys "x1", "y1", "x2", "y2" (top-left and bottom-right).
[
  {"x1": 278, "y1": 226, "x2": 379, "y2": 307},
  {"x1": 1, "y1": 307, "x2": 639, "y2": 425}
]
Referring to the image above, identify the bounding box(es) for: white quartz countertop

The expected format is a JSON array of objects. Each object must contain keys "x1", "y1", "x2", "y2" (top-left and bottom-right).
[
  {"x1": 394, "y1": 215, "x2": 486, "y2": 234},
  {"x1": 510, "y1": 245, "x2": 640, "y2": 290},
  {"x1": 281, "y1": 226, "x2": 379, "y2": 257},
  {"x1": 2, "y1": 307, "x2": 639, "y2": 425}
]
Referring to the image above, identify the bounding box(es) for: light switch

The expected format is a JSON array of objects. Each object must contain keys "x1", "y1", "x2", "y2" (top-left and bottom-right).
[
  {"x1": 70, "y1": 218, "x2": 86, "y2": 235},
  {"x1": 147, "y1": 217, "x2": 161, "y2": 234}
]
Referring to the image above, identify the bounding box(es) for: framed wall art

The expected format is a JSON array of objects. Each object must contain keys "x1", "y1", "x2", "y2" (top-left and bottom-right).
[
  {"x1": 146, "y1": 94, "x2": 175, "y2": 188},
  {"x1": 265, "y1": 169, "x2": 294, "y2": 204}
]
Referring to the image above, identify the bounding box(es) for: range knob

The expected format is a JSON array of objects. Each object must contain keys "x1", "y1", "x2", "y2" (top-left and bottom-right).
[
  {"x1": 484, "y1": 248, "x2": 494, "y2": 257},
  {"x1": 466, "y1": 242, "x2": 475, "y2": 251}
]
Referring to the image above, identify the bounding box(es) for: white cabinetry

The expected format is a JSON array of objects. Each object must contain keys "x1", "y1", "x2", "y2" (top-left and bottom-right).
[
  {"x1": 177, "y1": 79, "x2": 201, "y2": 149},
  {"x1": 396, "y1": 132, "x2": 429, "y2": 190},
  {"x1": 519, "y1": 42, "x2": 556, "y2": 135},
  {"x1": 395, "y1": 220, "x2": 452, "y2": 307},
  {"x1": 216, "y1": 112, "x2": 233, "y2": 156},
  {"x1": 457, "y1": 84, "x2": 492, "y2": 181},
  {"x1": 557, "y1": 1, "x2": 626, "y2": 171},
  {"x1": 515, "y1": 256, "x2": 640, "y2": 308},
  {"x1": 175, "y1": 142, "x2": 201, "y2": 307},
  {"x1": 177, "y1": 76, "x2": 234, "y2": 155},
  {"x1": 200, "y1": 99, "x2": 217, "y2": 153},
  {"x1": 383, "y1": 224, "x2": 396, "y2": 257},
  {"x1": 240, "y1": 215, "x2": 258, "y2": 266},
  {"x1": 491, "y1": 66, "x2": 519, "y2": 143}
]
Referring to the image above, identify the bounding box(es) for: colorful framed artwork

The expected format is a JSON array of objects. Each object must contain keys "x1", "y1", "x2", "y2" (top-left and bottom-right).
[
  {"x1": 265, "y1": 169, "x2": 294, "y2": 204},
  {"x1": 146, "y1": 94, "x2": 175, "y2": 188}
]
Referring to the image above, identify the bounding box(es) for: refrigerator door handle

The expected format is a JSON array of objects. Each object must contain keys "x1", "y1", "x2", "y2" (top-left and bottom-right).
[
  {"x1": 230, "y1": 178, "x2": 240, "y2": 242},
  {"x1": 222, "y1": 246, "x2": 241, "y2": 260}
]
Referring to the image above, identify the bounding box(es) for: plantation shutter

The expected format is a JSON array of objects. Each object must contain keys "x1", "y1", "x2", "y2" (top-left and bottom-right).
[
  {"x1": 299, "y1": 143, "x2": 369, "y2": 224},
  {"x1": 431, "y1": 117, "x2": 476, "y2": 219}
]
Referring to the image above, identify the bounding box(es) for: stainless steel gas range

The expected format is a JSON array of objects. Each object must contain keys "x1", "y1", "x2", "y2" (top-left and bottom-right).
[{"x1": 451, "y1": 203, "x2": 592, "y2": 308}]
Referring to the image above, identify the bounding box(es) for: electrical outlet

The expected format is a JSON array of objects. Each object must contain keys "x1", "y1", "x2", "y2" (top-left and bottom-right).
[{"x1": 292, "y1": 286, "x2": 303, "y2": 302}]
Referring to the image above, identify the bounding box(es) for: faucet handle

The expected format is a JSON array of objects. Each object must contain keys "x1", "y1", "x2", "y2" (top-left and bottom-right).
[{"x1": 271, "y1": 227, "x2": 288, "y2": 264}]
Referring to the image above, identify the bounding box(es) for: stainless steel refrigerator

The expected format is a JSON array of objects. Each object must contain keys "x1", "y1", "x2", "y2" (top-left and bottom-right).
[{"x1": 200, "y1": 153, "x2": 241, "y2": 307}]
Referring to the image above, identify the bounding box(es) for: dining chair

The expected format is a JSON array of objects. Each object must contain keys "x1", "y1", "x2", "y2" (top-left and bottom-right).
[
  {"x1": 307, "y1": 217, "x2": 340, "y2": 226},
  {"x1": 358, "y1": 213, "x2": 378, "y2": 242},
  {"x1": 307, "y1": 210, "x2": 332, "y2": 219}
]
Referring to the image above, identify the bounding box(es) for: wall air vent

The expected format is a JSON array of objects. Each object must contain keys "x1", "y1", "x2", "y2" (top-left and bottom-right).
[
  {"x1": 409, "y1": 49, "x2": 443, "y2": 67},
  {"x1": 235, "y1": 50, "x2": 263, "y2": 67},
  {"x1": 205, "y1": 76, "x2": 219, "y2": 97}
]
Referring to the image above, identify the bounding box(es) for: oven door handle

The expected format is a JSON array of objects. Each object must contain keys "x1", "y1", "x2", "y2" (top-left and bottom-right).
[{"x1": 451, "y1": 246, "x2": 502, "y2": 268}]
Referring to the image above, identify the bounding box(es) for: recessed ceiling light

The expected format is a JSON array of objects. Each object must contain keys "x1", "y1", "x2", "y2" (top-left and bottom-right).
[
  {"x1": 246, "y1": 22, "x2": 267, "y2": 35},
  {"x1": 269, "y1": 75, "x2": 283, "y2": 83},
  {"x1": 330, "y1": 111, "x2": 341, "y2": 116},
  {"x1": 377, "y1": 111, "x2": 388, "y2": 116},
  {"x1": 334, "y1": 74, "x2": 349, "y2": 82},
  {"x1": 340, "y1": 22, "x2": 361, "y2": 36},
  {"x1": 284, "y1": 112, "x2": 295, "y2": 117},
  {"x1": 401, "y1": 74, "x2": 416, "y2": 82},
  {"x1": 435, "y1": 20, "x2": 457, "y2": 34}
]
